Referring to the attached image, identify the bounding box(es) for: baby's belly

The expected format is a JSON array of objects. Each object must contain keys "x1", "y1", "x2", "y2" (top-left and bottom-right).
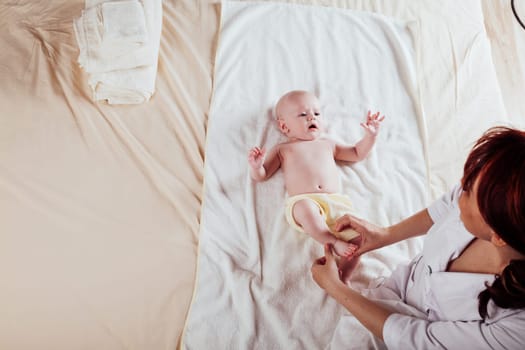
[{"x1": 285, "y1": 173, "x2": 341, "y2": 196}]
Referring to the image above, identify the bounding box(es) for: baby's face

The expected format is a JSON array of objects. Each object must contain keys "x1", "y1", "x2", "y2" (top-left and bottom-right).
[{"x1": 277, "y1": 92, "x2": 323, "y2": 141}]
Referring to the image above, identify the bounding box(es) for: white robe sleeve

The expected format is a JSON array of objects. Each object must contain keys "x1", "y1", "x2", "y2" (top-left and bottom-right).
[
  {"x1": 427, "y1": 183, "x2": 462, "y2": 223},
  {"x1": 383, "y1": 311, "x2": 525, "y2": 350}
]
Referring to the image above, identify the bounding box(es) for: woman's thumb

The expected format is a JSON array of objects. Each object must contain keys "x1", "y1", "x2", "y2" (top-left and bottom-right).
[{"x1": 324, "y1": 243, "x2": 335, "y2": 260}]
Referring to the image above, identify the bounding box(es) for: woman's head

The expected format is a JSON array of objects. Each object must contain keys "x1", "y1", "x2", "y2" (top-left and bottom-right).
[
  {"x1": 461, "y1": 126, "x2": 525, "y2": 318},
  {"x1": 461, "y1": 126, "x2": 525, "y2": 255}
]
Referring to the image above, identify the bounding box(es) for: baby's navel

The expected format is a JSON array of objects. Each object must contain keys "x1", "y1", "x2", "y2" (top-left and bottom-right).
[{"x1": 317, "y1": 184, "x2": 322, "y2": 190}]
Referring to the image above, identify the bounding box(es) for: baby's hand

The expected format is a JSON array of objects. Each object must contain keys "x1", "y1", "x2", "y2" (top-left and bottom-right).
[
  {"x1": 248, "y1": 147, "x2": 266, "y2": 169},
  {"x1": 361, "y1": 110, "x2": 385, "y2": 136}
]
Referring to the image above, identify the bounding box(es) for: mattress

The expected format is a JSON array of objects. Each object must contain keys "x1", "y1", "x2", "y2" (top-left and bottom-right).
[{"x1": 0, "y1": 0, "x2": 514, "y2": 349}]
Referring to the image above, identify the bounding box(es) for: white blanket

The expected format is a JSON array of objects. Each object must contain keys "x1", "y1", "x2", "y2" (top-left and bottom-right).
[{"x1": 182, "y1": 2, "x2": 429, "y2": 348}]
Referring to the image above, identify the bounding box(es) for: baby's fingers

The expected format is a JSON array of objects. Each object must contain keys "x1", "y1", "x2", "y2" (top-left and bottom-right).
[
  {"x1": 371, "y1": 113, "x2": 385, "y2": 122},
  {"x1": 249, "y1": 147, "x2": 265, "y2": 157}
]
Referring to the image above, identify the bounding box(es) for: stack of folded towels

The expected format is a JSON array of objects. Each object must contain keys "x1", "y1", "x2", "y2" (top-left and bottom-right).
[{"x1": 73, "y1": 0, "x2": 162, "y2": 104}]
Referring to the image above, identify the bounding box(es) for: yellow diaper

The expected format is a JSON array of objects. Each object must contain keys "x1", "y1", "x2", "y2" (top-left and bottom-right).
[{"x1": 285, "y1": 193, "x2": 360, "y2": 241}]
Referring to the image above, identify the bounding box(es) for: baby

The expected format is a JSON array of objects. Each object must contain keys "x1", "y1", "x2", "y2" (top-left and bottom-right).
[{"x1": 248, "y1": 90, "x2": 384, "y2": 262}]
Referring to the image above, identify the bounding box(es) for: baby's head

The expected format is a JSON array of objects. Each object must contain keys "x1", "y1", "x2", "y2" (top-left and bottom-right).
[{"x1": 275, "y1": 90, "x2": 323, "y2": 141}]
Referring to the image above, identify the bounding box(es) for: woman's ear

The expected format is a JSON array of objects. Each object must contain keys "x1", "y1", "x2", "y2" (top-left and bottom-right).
[{"x1": 490, "y1": 233, "x2": 507, "y2": 248}]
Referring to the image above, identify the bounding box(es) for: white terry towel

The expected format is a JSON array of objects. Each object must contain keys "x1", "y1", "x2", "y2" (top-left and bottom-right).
[
  {"x1": 73, "y1": 0, "x2": 162, "y2": 104},
  {"x1": 74, "y1": 0, "x2": 148, "y2": 71},
  {"x1": 182, "y1": 2, "x2": 429, "y2": 349},
  {"x1": 99, "y1": 1, "x2": 147, "y2": 46}
]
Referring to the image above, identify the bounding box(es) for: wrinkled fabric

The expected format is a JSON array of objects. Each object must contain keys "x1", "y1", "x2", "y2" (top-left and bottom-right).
[{"x1": 0, "y1": 1, "x2": 218, "y2": 349}]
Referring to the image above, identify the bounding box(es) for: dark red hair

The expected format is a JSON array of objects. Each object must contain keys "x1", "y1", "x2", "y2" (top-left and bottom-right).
[{"x1": 462, "y1": 126, "x2": 525, "y2": 318}]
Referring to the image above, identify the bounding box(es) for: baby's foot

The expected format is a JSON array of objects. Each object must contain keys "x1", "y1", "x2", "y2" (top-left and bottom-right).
[{"x1": 332, "y1": 240, "x2": 358, "y2": 258}]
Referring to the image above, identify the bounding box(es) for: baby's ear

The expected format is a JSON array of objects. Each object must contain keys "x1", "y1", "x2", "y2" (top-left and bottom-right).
[{"x1": 277, "y1": 119, "x2": 289, "y2": 134}]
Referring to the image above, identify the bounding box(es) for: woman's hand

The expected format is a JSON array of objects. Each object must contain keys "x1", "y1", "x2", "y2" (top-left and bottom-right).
[
  {"x1": 312, "y1": 244, "x2": 393, "y2": 341},
  {"x1": 334, "y1": 214, "x2": 390, "y2": 256},
  {"x1": 311, "y1": 244, "x2": 346, "y2": 292}
]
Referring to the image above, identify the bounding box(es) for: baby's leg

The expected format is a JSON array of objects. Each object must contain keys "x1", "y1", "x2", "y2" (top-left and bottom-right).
[{"x1": 292, "y1": 199, "x2": 356, "y2": 258}]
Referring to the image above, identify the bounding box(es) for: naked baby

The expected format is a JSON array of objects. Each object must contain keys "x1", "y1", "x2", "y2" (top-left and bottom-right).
[{"x1": 248, "y1": 90, "x2": 384, "y2": 277}]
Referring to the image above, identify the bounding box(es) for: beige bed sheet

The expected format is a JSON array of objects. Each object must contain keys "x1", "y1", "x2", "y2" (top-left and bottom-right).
[
  {"x1": 1, "y1": 1, "x2": 218, "y2": 349},
  {"x1": 0, "y1": 0, "x2": 517, "y2": 349}
]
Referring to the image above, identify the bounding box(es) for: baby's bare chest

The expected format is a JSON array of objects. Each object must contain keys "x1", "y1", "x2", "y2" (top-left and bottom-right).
[{"x1": 280, "y1": 140, "x2": 335, "y2": 166}]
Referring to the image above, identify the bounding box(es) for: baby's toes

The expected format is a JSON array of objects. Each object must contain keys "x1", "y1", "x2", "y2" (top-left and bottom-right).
[
  {"x1": 344, "y1": 245, "x2": 358, "y2": 257},
  {"x1": 343, "y1": 247, "x2": 354, "y2": 257}
]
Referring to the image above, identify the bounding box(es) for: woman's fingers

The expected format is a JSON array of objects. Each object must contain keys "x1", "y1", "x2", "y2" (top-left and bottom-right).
[
  {"x1": 334, "y1": 214, "x2": 363, "y2": 231},
  {"x1": 324, "y1": 243, "x2": 337, "y2": 264},
  {"x1": 334, "y1": 214, "x2": 351, "y2": 230},
  {"x1": 314, "y1": 256, "x2": 326, "y2": 265}
]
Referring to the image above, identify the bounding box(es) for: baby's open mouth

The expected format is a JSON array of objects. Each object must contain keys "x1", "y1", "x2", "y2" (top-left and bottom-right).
[{"x1": 308, "y1": 124, "x2": 318, "y2": 130}]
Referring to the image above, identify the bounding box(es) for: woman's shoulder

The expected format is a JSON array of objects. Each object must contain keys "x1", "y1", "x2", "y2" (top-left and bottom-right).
[
  {"x1": 486, "y1": 302, "x2": 525, "y2": 323},
  {"x1": 483, "y1": 306, "x2": 525, "y2": 348}
]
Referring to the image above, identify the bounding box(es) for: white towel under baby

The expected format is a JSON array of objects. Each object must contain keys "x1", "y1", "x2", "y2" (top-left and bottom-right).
[{"x1": 73, "y1": 0, "x2": 162, "y2": 104}]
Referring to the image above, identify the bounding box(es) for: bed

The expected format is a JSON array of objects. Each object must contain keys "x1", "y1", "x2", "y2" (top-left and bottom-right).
[{"x1": 0, "y1": 0, "x2": 523, "y2": 349}]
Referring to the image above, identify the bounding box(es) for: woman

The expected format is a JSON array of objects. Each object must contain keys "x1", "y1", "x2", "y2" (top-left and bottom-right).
[{"x1": 311, "y1": 126, "x2": 525, "y2": 349}]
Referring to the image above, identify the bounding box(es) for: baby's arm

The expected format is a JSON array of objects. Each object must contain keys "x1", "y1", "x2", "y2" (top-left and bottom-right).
[
  {"x1": 334, "y1": 111, "x2": 385, "y2": 162},
  {"x1": 248, "y1": 145, "x2": 281, "y2": 181}
]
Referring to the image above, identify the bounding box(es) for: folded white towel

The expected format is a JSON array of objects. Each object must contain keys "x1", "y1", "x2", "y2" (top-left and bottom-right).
[
  {"x1": 73, "y1": 0, "x2": 162, "y2": 104},
  {"x1": 101, "y1": 1, "x2": 147, "y2": 45},
  {"x1": 73, "y1": 6, "x2": 102, "y2": 69},
  {"x1": 89, "y1": 65, "x2": 157, "y2": 104},
  {"x1": 74, "y1": 0, "x2": 149, "y2": 72}
]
